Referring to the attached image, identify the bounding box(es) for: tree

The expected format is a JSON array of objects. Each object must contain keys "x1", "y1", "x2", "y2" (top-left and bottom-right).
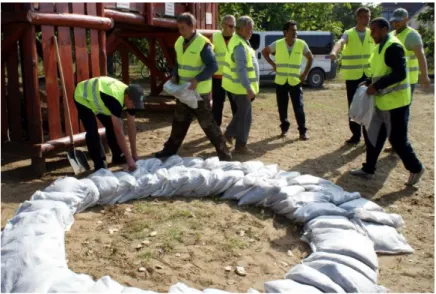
[{"x1": 417, "y1": 3, "x2": 434, "y2": 72}]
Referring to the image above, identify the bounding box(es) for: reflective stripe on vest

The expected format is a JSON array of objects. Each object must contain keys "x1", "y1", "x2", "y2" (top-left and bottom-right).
[
  {"x1": 341, "y1": 28, "x2": 374, "y2": 80},
  {"x1": 175, "y1": 34, "x2": 213, "y2": 95},
  {"x1": 74, "y1": 77, "x2": 127, "y2": 115},
  {"x1": 274, "y1": 38, "x2": 305, "y2": 86},
  {"x1": 213, "y1": 31, "x2": 229, "y2": 75},
  {"x1": 391, "y1": 27, "x2": 420, "y2": 84},
  {"x1": 222, "y1": 34, "x2": 259, "y2": 95},
  {"x1": 371, "y1": 36, "x2": 411, "y2": 111}
]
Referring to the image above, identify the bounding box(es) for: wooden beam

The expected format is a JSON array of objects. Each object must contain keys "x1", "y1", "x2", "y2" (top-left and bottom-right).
[
  {"x1": 2, "y1": 63, "x2": 8, "y2": 142},
  {"x1": 26, "y1": 11, "x2": 114, "y2": 30},
  {"x1": 21, "y1": 25, "x2": 43, "y2": 144},
  {"x1": 1, "y1": 23, "x2": 26, "y2": 60},
  {"x1": 1, "y1": 10, "x2": 28, "y2": 25},
  {"x1": 87, "y1": 3, "x2": 101, "y2": 77},
  {"x1": 104, "y1": 9, "x2": 147, "y2": 26},
  {"x1": 157, "y1": 38, "x2": 175, "y2": 69},
  {"x1": 106, "y1": 30, "x2": 121, "y2": 55},
  {"x1": 120, "y1": 44, "x2": 130, "y2": 85},
  {"x1": 97, "y1": 3, "x2": 108, "y2": 76}
]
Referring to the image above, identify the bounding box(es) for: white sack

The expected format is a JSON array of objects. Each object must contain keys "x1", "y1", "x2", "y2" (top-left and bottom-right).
[
  {"x1": 110, "y1": 171, "x2": 139, "y2": 204},
  {"x1": 354, "y1": 208, "x2": 405, "y2": 229},
  {"x1": 302, "y1": 184, "x2": 361, "y2": 205},
  {"x1": 339, "y1": 198, "x2": 384, "y2": 212},
  {"x1": 271, "y1": 191, "x2": 332, "y2": 215},
  {"x1": 48, "y1": 270, "x2": 97, "y2": 293},
  {"x1": 303, "y1": 215, "x2": 359, "y2": 233},
  {"x1": 284, "y1": 264, "x2": 346, "y2": 293},
  {"x1": 241, "y1": 161, "x2": 264, "y2": 174},
  {"x1": 88, "y1": 169, "x2": 120, "y2": 205},
  {"x1": 274, "y1": 170, "x2": 301, "y2": 183},
  {"x1": 176, "y1": 168, "x2": 212, "y2": 197},
  {"x1": 182, "y1": 157, "x2": 205, "y2": 169},
  {"x1": 238, "y1": 181, "x2": 281, "y2": 206},
  {"x1": 290, "y1": 202, "x2": 349, "y2": 223},
  {"x1": 163, "y1": 80, "x2": 202, "y2": 109},
  {"x1": 208, "y1": 169, "x2": 245, "y2": 195},
  {"x1": 134, "y1": 158, "x2": 162, "y2": 175},
  {"x1": 349, "y1": 85, "x2": 375, "y2": 130},
  {"x1": 264, "y1": 279, "x2": 323, "y2": 293},
  {"x1": 168, "y1": 282, "x2": 203, "y2": 294},
  {"x1": 87, "y1": 276, "x2": 125, "y2": 293},
  {"x1": 258, "y1": 185, "x2": 305, "y2": 207},
  {"x1": 31, "y1": 191, "x2": 84, "y2": 215},
  {"x1": 161, "y1": 155, "x2": 184, "y2": 169},
  {"x1": 221, "y1": 178, "x2": 254, "y2": 200}
]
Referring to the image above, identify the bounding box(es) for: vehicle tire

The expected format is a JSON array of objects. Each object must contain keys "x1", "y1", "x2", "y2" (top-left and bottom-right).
[{"x1": 307, "y1": 69, "x2": 325, "y2": 88}]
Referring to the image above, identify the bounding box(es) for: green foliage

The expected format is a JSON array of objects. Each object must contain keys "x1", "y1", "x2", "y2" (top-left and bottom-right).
[{"x1": 417, "y1": 3, "x2": 434, "y2": 72}]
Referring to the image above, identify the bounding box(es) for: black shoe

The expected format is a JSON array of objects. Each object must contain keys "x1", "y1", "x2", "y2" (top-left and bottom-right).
[
  {"x1": 94, "y1": 161, "x2": 108, "y2": 171},
  {"x1": 112, "y1": 154, "x2": 127, "y2": 165},
  {"x1": 279, "y1": 131, "x2": 287, "y2": 138},
  {"x1": 345, "y1": 137, "x2": 360, "y2": 145},
  {"x1": 155, "y1": 149, "x2": 175, "y2": 159},
  {"x1": 299, "y1": 133, "x2": 309, "y2": 141}
]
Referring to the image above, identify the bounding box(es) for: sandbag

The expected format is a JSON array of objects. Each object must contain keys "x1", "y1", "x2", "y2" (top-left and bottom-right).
[
  {"x1": 290, "y1": 202, "x2": 349, "y2": 223},
  {"x1": 339, "y1": 198, "x2": 384, "y2": 212},
  {"x1": 110, "y1": 171, "x2": 139, "y2": 204},
  {"x1": 354, "y1": 208, "x2": 405, "y2": 229},
  {"x1": 264, "y1": 279, "x2": 323, "y2": 293},
  {"x1": 208, "y1": 169, "x2": 245, "y2": 195},
  {"x1": 88, "y1": 169, "x2": 120, "y2": 205},
  {"x1": 31, "y1": 191, "x2": 86, "y2": 215},
  {"x1": 271, "y1": 191, "x2": 332, "y2": 215},
  {"x1": 48, "y1": 269, "x2": 97, "y2": 293},
  {"x1": 152, "y1": 166, "x2": 191, "y2": 197},
  {"x1": 304, "y1": 260, "x2": 386, "y2": 293},
  {"x1": 274, "y1": 170, "x2": 301, "y2": 183},
  {"x1": 238, "y1": 181, "x2": 281, "y2": 206},
  {"x1": 241, "y1": 160, "x2": 264, "y2": 174},
  {"x1": 122, "y1": 287, "x2": 159, "y2": 293},
  {"x1": 221, "y1": 178, "x2": 254, "y2": 200},
  {"x1": 134, "y1": 173, "x2": 162, "y2": 198},
  {"x1": 203, "y1": 289, "x2": 232, "y2": 294},
  {"x1": 176, "y1": 168, "x2": 212, "y2": 197},
  {"x1": 303, "y1": 215, "x2": 359, "y2": 233},
  {"x1": 43, "y1": 177, "x2": 99, "y2": 212},
  {"x1": 135, "y1": 158, "x2": 162, "y2": 175},
  {"x1": 353, "y1": 219, "x2": 414, "y2": 254},
  {"x1": 182, "y1": 157, "x2": 205, "y2": 169},
  {"x1": 258, "y1": 185, "x2": 305, "y2": 207},
  {"x1": 303, "y1": 251, "x2": 378, "y2": 283},
  {"x1": 284, "y1": 264, "x2": 346, "y2": 293},
  {"x1": 163, "y1": 80, "x2": 202, "y2": 109},
  {"x1": 247, "y1": 164, "x2": 280, "y2": 179},
  {"x1": 302, "y1": 228, "x2": 378, "y2": 270},
  {"x1": 168, "y1": 282, "x2": 203, "y2": 294},
  {"x1": 302, "y1": 185, "x2": 361, "y2": 205},
  {"x1": 349, "y1": 85, "x2": 375, "y2": 130},
  {"x1": 87, "y1": 276, "x2": 125, "y2": 293},
  {"x1": 161, "y1": 155, "x2": 184, "y2": 169}
]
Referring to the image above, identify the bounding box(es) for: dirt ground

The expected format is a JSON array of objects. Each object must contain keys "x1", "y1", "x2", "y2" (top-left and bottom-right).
[{"x1": 1, "y1": 81, "x2": 434, "y2": 292}]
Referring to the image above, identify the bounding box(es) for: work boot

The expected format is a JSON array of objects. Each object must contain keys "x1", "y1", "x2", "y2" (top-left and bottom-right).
[
  {"x1": 112, "y1": 154, "x2": 127, "y2": 165},
  {"x1": 234, "y1": 144, "x2": 254, "y2": 155},
  {"x1": 346, "y1": 136, "x2": 360, "y2": 145},
  {"x1": 279, "y1": 130, "x2": 287, "y2": 138},
  {"x1": 350, "y1": 168, "x2": 374, "y2": 179},
  {"x1": 155, "y1": 149, "x2": 175, "y2": 159},
  {"x1": 405, "y1": 167, "x2": 425, "y2": 186},
  {"x1": 94, "y1": 160, "x2": 108, "y2": 172},
  {"x1": 299, "y1": 133, "x2": 309, "y2": 141}
]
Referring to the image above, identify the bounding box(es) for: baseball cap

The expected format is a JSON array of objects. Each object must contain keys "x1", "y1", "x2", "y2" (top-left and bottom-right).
[
  {"x1": 126, "y1": 84, "x2": 145, "y2": 109},
  {"x1": 390, "y1": 8, "x2": 409, "y2": 22}
]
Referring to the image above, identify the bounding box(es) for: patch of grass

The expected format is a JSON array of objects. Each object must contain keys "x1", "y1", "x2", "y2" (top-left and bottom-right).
[
  {"x1": 138, "y1": 251, "x2": 154, "y2": 261},
  {"x1": 225, "y1": 237, "x2": 246, "y2": 251},
  {"x1": 168, "y1": 227, "x2": 184, "y2": 243},
  {"x1": 168, "y1": 209, "x2": 192, "y2": 219},
  {"x1": 122, "y1": 219, "x2": 151, "y2": 240}
]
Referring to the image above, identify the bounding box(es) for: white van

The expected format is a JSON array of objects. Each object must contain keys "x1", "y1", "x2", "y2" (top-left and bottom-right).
[{"x1": 249, "y1": 31, "x2": 337, "y2": 88}]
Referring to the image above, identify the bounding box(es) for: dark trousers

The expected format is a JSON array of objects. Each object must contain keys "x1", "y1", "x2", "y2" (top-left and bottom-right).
[
  {"x1": 362, "y1": 105, "x2": 423, "y2": 174},
  {"x1": 276, "y1": 83, "x2": 306, "y2": 134},
  {"x1": 212, "y1": 78, "x2": 237, "y2": 126},
  {"x1": 345, "y1": 75, "x2": 368, "y2": 140},
  {"x1": 163, "y1": 94, "x2": 229, "y2": 158},
  {"x1": 75, "y1": 101, "x2": 122, "y2": 170},
  {"x1": 225, "y1": 93, "x2": 252, "y2": 147}
]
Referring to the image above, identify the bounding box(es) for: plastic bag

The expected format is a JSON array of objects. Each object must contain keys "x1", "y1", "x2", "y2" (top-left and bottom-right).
[
  {"x1": 163, "y1": 80, "x2": 202, "y2": 109},
  {"x1": 349, "y1": 85, "x2": 375, "y2": 130}
]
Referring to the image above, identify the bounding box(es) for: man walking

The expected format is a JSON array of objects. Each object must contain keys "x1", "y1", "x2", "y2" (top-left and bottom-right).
[
  {"x1": 262, "y1": 20, "x2": 313, "y2": 140},
  {"x1": 212, "y1": 15, "x2": 237, "y2": 127},
  {"x1": 330, "y1": 7, "x2": 374, "y2": 145},
  {"x1": 154, "y1": 13, "x2": 231, "y2": 161},
  {"x1": 74, "y1": 77, "x2": 145, "y2": 171},
  {"x1": 350, "y1": 18, "x2": 425, "y2": 186},
  {"x1": 222, "y1": 16, "x2": 260, "y2": 154}
]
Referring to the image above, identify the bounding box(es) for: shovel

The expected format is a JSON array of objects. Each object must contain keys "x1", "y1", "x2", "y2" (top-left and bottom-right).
[{"x1": 53, "y1": 36, "x2": 90, "y2": 174}]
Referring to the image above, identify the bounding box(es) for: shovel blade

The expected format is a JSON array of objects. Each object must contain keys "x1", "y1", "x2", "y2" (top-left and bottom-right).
[{"x1": 67, "y1": 149, "x2": 90, "y2": 174}]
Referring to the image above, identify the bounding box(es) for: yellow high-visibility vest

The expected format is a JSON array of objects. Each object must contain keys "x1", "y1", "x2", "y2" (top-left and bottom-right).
[
  {"x1": 212, "y1": 31, "x2": 230, "y2": 75},
  {"x1": 274, "y1": 38, "x2": 306, "y2": 86},
  {"x1": 341, "y1": 28, "x2": 374, "y2": 80},
  {"x1": 391, "y1": 26, "x2": 420, "y2": 84}
]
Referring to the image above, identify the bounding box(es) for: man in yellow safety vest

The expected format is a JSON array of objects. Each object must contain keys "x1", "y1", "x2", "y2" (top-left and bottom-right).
[
  {"x1": 74, "y1": 77, "x2": 145, "y2": 171},
  {"x1": 350, "y1": 18, "x2": 424, "y2": 186},
  {"x1": 262, "y1": 20, "x2": 313, "y2": 140},
  {"x1": 330, "y1": 7, "x2": 374, "y2": 145},
  {"x1": 212, "y1": 15, "x2": 237, "y2": 127},
  {"x1": 154, "y1": 13, "x2": 232, "y2": 161},
  {"x1": 222, "y1": 16, "x2": 260, "y2": 154}
]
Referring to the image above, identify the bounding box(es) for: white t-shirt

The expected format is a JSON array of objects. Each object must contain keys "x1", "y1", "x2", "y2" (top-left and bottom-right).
[{"x1": 340, "y1": 28, "x2": 367, "y2": 44}]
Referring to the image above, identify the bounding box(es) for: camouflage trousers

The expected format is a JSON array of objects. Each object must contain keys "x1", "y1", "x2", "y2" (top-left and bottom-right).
[{"x1": 163, "y1": 94, "x2": 231, "y2": 160}]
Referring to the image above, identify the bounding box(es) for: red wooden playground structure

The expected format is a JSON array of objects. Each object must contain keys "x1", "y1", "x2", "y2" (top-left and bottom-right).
[{"x1": 1, "y1": 3, "x2": 219, "y2": 174}]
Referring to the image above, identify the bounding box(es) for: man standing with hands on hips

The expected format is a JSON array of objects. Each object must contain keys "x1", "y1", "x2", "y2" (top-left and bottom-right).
[
  {"x1": 350, "y1": 18, "x2": 425, "y2": 186},
  {"x1": 262, "y1": 20, "x2": 313, "y2": 140},
  {"x1": 330, "y1": 7, "x2": 374, "y2": 145}
]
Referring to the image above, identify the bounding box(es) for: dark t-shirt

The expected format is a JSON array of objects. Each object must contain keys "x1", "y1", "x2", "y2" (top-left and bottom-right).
[{"x1": 100, "y1": 92, "x2": 135, "y2": 117}]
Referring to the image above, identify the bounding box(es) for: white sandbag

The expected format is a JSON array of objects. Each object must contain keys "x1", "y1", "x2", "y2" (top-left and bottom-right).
[
  {"x1": 88, "y1": 169, "x2": 120, "y2": 205},
  {"x1": 168, "y1": 282, "x2": 203, "y2": 294},
  {"x1": 353, "y1": 219, "x2": 414, "y2": 254},
  {"x1": 43, "y1": 176, "x2": 99, "y2": 212},
  {"x1": 238, "y1": 182, "x2": 281, "y2": 206},
  {"x1": 176, "y1": 168, "x2": 212, "y2": 197},
  {"x1": 182, "y1": 157, "x2": 205, "y2": 169},
  {"x1": 135, "y1": 158, "x2": 162, "y2": 175},
  {"x1": 9, "y1": 264, "x2": 66, "y2": 293},
  {"x1": 303, "y1": 251, "x2": 378, "y2": 283},
  {"x1": 108, "y1": 171, "x2": 139, "y2": 204},
  {"x1": 161, "y1": 155, "x2": 184, "y2": 169},
  {"x1": 271, "y1": 191, "x2": 332, "y2": 215},
  {"x1": 304, "y1": 215, "x2": 359, "y2": 233},
  {"x1": 301, "y1": 228, "x2": 378, "y2": 270},
  {"x1": 354, "y1": 208, "x2": 405, "y2": 229},
  {"x1": 339, "y1": 198, "x2": 384, "y2": 212},
  {"x1": 304, "y1": 260, "x2": 386, "y2": 293},
  {"x1": 122, "y1": 287, "x2": 159, "y2": 294},
  {"x1": 87, "y1": 276, "x2": 125, "y2": 293},
  {"x1": 247, "y1": 164, "x2": 280, "y2": 179},
  {"x1": 48, "y1": 270, "x2": 97, "y2": 293},
  {"x1": 153, "y1": 166, "x2": 191, "y2": 197},
  {"x1": 15, "y1": 200, "x2": 74, "y2": 231},
  {"x1": 258, "y1": 185, "x2": 305, "y2": 207},
  {"x1": 264, "y1": 279, "x2": 323, "y2": 293},
  {"x1": 274, "y1": 170, "x2": 301, "y2": 182},
  {"x1": 247, "y1": 288, "x2": 260, "y2": 293},
  {"x1": 221, "y1": 178, "x2": 254, "y2": 200},
  {"x1": 78, "y1": 178, "x2": 100, "y2": 210},
  {"x1": 241, "y1": 160, "x2": 264, "y2": 174},
  {"x1": 284, "y1": 264, "x2": 346, "y2": 293},
  {"x1": 290, "y1": 202, "x2": 349, "y2": 223},
  {"x1": 349, "y1": 85, "x2": 375, "y2": 130},
  {"x1": 265, "y1": 178, "x2": 289, "y2": 188},
  {"x1": 302, "y1": 184, "x2": 360, "y2": 205},
  {"x1": 134, "y1": 173, "x2": 163, "y2": 198},
  {"x1": 163, "y1": 80, "x2": 202, "y2": 109},
  {"x1": 150, "y1": 168, "x2": 172, "y2": 197},
  {"x1": 31, "y1": 191, "x2": 84, "y2": 215},
  {"x1": 203, "y1": 289, "x2": 231, "y2": 294},
  {"x1": 208, "y1": 169, "x2": 245, "y2": 195}
]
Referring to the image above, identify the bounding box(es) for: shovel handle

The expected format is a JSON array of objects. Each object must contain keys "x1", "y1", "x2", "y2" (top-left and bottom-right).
[{"x1": 53, "y1": 36, "x2": 75, "y2": 146}]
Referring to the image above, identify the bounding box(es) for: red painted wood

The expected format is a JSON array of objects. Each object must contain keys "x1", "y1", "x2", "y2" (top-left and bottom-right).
[
  {"x1": 40, "y1": 3, "x2": 62, "y2": 140},
  {"x1": 120, "y1": 44, "x2": 130, "y2": 84},
  {"x1": 97, "y1": 3, "x2": 107, "y2": 76},
  {"x1": 2, "y1": 63, "x2": 8, "y2": 142},
  {"x1": 87, "y1": 3, "x2": 101, "y2": 77},
  {"x1": 57, "y1": 2, "x2": 80, "y2": 135}
]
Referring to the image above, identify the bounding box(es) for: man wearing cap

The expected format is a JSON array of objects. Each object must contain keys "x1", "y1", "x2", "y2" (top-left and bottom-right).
[
  {"x1": 212, "y1": 15, "x2": 237, "y2": 127},
  {"x1": 154, "y1": 13, "x2": 232, "y2": 161},
  {"x1": 350, "y1": 18, "x2": 425, "y2": 186},
  {"x1": 74, "y1": 76, "x2": 145, "y2": 172},
  {"x1": 330, "y1": 7, "x2": 375, "y2": 145}
]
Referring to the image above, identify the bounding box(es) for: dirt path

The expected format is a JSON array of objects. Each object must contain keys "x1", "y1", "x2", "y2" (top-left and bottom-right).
[{"x1": 1, "y1": 82, "x2": 434, "y2": 292}]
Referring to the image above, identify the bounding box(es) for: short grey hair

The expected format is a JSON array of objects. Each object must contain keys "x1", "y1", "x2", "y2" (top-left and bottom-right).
[
  {"x1": 221, "y1": 15, "x2": 235, "y2": 25},
  {"x1": 236, "y1": 15, "x2": 254, "y2": 30}
]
